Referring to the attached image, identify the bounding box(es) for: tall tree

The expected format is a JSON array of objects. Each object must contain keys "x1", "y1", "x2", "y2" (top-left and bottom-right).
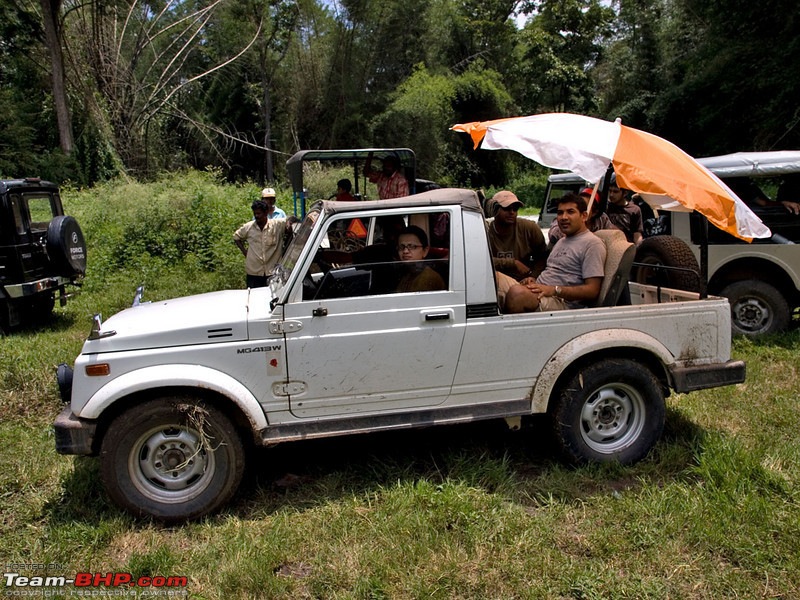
[
  {"x1": 594, "y1": 0, "x2": 663, "y2": 129},
  {"x1": 652, "y1": 0, "x2": 800, "y2": 154},
  {"x1": 514, "y1": 0, "x2": 614, "y2": 114},
  {"x1": 62, "y1": 0, "x2": 261, "y2": 176},
  {"x1": 39, "y1": 0, "x2": 73, "y2": 153}
]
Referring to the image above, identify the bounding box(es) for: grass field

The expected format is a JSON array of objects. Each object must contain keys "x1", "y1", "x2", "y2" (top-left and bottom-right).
[{"x1": 1, "y1": 174, "x2": 799, "y2": 599}]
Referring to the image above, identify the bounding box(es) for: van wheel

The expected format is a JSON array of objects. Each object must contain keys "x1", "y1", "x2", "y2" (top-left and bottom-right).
[
  {"x1": 100, "y1": 397, "x2": 245, "y2": 522},
  {"x1": 720, "y1": 280, "x2": 790, "y2": 336},
  {"x1": 550, "y1": 359, "x2": 665, "y2": 465},
  {"x1": 633, "y1": 235, "x2": 701, "y2": 292}
]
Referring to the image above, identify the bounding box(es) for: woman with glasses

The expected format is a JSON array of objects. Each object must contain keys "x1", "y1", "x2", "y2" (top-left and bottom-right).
[{"x1": 395, "y1": 226, "x2": 446, "y2": 293}]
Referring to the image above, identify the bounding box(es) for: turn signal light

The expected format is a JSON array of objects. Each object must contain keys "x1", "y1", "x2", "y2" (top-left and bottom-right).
[{"x1": 85, "y1": 363, "x2": 110, "y2": 376}]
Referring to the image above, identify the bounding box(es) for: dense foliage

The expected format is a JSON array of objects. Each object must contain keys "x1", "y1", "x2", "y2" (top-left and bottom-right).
[
  {"x1": 1, "y1": 174, "x2": 799, "y2": 598},
  {"x1": 1, "y1": 0, "x2": 798, "y2": 187}
]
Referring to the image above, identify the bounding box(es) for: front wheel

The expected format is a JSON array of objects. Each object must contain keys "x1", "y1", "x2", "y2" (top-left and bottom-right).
[
  {"x1": 550, "y1": 359, "x2": 665, "y2": 465},
  {"x1": 720, "y1": 279, "x2": 790, "y2": 337},
  {"x1": 100, "y1": 397, "x2": 245, "y2": 522}
]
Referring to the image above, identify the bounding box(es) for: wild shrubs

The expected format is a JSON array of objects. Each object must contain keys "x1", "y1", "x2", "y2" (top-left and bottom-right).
[{"x1": 61, "y1": 171, "x2": 291, "y2": 296}]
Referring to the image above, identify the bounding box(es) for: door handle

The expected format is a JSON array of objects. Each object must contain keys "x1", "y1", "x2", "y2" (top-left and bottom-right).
[
  {"x1": 424, "y1": 312, "x2": 450, "y2": 321},
  {"x1": 312, "y1": 307, "x2": 328, "y2": 317}
]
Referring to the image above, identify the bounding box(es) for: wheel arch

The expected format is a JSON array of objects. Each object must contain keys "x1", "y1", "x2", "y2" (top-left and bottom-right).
[
  {"x1": 708, "y1": 256, "x2": 800, "y2": 302},
  {"x1": 530, "y1": 330, "x2": 673, "y2": 414},
  {"x1": 81, "y1": 365, "x2": 267, "y2": 450}
]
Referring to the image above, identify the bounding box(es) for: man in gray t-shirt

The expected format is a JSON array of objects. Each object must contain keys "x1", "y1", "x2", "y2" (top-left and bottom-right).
[{"x1": 504, "y1": 193, "x2": 606, "y2": 313}]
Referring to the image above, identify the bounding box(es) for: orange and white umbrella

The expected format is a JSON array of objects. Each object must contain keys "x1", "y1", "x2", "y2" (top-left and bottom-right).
[{"x1": 452, "y1": 113, "x2": 771, "y2": 241}]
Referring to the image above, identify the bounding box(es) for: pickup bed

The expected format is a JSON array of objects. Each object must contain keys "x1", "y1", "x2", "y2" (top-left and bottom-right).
[{"x1": 54, "y1": 188, "x2": 745, "y2": 521}]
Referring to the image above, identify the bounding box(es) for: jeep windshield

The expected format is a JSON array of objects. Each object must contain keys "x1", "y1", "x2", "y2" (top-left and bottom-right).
[{"x1": 270, "y1": 207, "x2": 321, "y2": 292}]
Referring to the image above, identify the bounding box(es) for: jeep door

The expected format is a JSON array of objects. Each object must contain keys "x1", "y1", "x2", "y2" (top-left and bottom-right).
[{"x1": 281, "y1": 207, "x2": 466, "y2": 418}]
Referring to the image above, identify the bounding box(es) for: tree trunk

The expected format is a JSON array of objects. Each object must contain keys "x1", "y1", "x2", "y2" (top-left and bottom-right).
[{"x1": 39, "y1": 0, "x2": 73, "y2": 154}]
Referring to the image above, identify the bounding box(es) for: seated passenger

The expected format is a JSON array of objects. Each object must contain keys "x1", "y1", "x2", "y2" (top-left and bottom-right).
[
  {"x1": 549, "y1": 187, "x2": 617, "y2": 245},
  {"x1": 727, "y1": 176, "x2": 800, "y2": 216},
  {"x1": 502, "y1": 193, "x2": 606, "y2": 313},
  {"x1": 395, "y1": 226, "x2": 446, "y2": 293},
  {"x1": 333, "y1": 178, "x2": 356, "y2": 202},
  {"x1": 774, "y1": 174, "x2": 800, "y2": 215}
]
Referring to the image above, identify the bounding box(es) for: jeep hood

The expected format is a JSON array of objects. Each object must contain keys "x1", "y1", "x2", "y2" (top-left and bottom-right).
[{"x1": 81, "y1": 289, "x2": 254, "y2": 353}]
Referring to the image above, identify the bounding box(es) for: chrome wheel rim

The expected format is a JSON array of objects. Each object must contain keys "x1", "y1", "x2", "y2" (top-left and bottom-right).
[
  {"x1": 129, "y1": 424, "x2": 215, "y2": 503},
  {"x1": 580, "y1": 382, "x2": 646, "y2": 454}
]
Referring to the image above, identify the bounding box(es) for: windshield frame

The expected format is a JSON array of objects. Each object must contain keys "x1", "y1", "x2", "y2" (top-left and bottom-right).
[{"x1": 269, "y1": 205, "x2": 323, "y2": 298}]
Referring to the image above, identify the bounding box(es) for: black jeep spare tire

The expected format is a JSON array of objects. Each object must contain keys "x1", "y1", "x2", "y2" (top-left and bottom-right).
[
  {"x1": 632, "y1": 235, "x2": 701, "y2": 292},
  {"x1": 46, "y1": 215, "x2": 87, "y2": 277}
]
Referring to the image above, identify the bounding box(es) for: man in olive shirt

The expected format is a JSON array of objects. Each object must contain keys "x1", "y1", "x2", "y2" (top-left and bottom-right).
[
  {"x1": 486, "y1": 190, "x2": 548, "y2": 305},
  {"x1": 233, "y1": 200, "x2": 289, "y2": 288}
]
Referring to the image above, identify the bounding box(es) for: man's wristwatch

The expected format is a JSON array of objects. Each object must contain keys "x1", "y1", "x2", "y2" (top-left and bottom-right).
[{"x1": 554, "y1": 285, "x2": 562, "y2": 298}]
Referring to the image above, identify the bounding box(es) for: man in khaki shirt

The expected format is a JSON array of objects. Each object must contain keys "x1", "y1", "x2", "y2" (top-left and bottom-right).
[
  {"x1": 233, "y1": 200, "x2": 288, "y2": 288},
  {"x1": 487, "y1": 190, "x2": 548, "y2": 305}
]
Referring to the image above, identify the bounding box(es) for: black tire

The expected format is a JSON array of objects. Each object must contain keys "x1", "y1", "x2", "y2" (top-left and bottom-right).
[
  {"x1": 550, "y1": 359, "x2": 665, "y2": 465},
  {"x1": 46, "y1": 215, "x2": 87, "y2": 277},
  {"x1": 0, "y1": 299, "x2": 9, "y2": 335},
  {"x1": 720, "y1": 279, "x2": 791, "y2": 337},
  {"x1": 633, "y1": 235, "x2": 701, "y2": 292},
  {"x1": 100, "y1": 397, "x2": 245, "y2": 522}
]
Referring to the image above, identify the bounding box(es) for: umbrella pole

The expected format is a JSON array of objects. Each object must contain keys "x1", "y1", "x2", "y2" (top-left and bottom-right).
[{"x1": 699, "y1": 215, "x2": 709, "y2": 299}]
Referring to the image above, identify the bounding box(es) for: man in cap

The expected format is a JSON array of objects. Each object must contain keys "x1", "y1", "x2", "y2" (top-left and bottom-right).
[
  {"x1": 233, "y1": 200, "x2": 290, "y2": 288},
  {"x1": 487, "y1": 190, "x2": 548, "y2": 308},
  {"x1": 487, "y1": 190, "x2": 547, "y2": 277},
  {"x1": 260, "y1": 187, "x2": 287, "y2": 219}
]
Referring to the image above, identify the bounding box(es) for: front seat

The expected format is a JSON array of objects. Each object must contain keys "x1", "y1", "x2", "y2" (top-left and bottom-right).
[{"x1": 593, "y1": 229, "x2": 636, "y2": 307}]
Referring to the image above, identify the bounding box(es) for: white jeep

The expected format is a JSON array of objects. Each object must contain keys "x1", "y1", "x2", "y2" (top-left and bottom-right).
[{"x1": 55, "y1": 188, "x2": 744, "y2": 521}]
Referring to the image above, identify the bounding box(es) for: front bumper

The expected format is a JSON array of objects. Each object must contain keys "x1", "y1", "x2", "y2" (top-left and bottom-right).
[
  {"x1": 53, "y1": 406, "x2": 97, "y2": 455},
  {"x1": 670, "y1": 360, "x2": 746, "y2": 393}
]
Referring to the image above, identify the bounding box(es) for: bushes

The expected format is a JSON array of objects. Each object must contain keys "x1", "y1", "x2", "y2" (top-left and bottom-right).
[{"x1": 62, "y1": 170, "x2": 292, "y2": 296}]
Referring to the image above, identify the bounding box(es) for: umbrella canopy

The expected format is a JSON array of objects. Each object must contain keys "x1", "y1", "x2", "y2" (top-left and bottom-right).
[{"x1": 452, "y1": 113, "x2": 771, "y2": 241}]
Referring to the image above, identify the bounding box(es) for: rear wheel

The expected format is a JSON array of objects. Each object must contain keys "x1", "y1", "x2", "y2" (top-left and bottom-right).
[
  {"x1": 633, "y1": 235, "x2": 702, "y2": 292},
  {"x1": 720, "y1": 279, "x2": 790, "y2": 337},
  {"x1": 550, "y1": 359, "x2": 665, "y2": 465},
  {"x1": 100, "y1": 397, "x2": 245, "y2": 522}
]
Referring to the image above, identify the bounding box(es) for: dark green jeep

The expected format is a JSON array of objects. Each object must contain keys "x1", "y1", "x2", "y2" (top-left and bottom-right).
[{"x1": 0, "y1": 178, "x2": 86, "y2": 332}]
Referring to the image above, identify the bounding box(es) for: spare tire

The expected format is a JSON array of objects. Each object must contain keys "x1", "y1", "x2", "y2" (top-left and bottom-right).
[
  {"x1": 47, "y1": 215, "x2": 87, "y2": 277},
  {"x1": 632, "y1": 235, "x2": 702, "y2": 292}
]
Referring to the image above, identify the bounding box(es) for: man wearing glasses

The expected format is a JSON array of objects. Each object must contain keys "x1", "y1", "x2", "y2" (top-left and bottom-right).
[{"x1": 487, "y1": 190, "x2": 547, "y2": 305}]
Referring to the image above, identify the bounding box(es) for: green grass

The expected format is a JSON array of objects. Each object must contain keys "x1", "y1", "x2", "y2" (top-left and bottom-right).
[{"x1": 2, "y1": 172, "x2": 800, "y2": 598}]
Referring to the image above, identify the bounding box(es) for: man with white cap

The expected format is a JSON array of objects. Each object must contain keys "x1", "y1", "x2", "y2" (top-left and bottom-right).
[{"x1": 260, "y1": 187, "x2": 286, "y2": 219}]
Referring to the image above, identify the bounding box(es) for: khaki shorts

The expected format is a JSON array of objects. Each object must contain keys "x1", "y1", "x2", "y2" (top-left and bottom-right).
[
  {"x1": 495, "y1": 272, "x2": 517, "y2": 306},
  {"x1": 495, "y1": 271, "x2": 568, "y2": 312},
  {"x1": 536, "y1": 295, "x2": 568, "y2": 312}
]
